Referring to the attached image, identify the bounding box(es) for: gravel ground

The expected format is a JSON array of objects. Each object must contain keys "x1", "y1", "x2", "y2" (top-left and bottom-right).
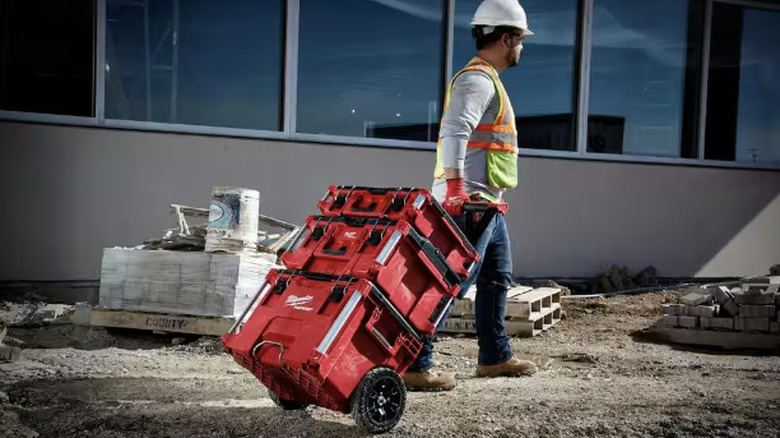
[{"x1": 2, "y1": 290, "x2": 780, "y2": 438}]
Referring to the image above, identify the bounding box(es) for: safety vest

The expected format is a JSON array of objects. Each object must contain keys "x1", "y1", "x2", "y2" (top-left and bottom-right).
[{"x1": 434, "y1": 57, "x2": 518, "y2": 190}]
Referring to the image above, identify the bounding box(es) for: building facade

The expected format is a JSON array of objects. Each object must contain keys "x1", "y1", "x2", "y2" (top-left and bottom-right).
[{"x1": 1, "y1": 0, "x2": 779, "y2": 282}]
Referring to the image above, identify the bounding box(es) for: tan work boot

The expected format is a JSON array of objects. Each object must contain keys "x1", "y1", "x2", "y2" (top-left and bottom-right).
[
  {"x1": 402, "y1": 369, "x2": 457, "y2": 392},
  {"x1": 475, "y1": 357, "x2": 537, "y2": 378}
]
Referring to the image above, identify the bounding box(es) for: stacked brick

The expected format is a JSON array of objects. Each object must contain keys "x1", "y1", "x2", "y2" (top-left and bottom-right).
[{"x1": 660, "y1": 277, "x2": 780, "y2": 334}]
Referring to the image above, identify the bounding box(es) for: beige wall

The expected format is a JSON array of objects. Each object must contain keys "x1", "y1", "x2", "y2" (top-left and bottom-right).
[{"x1": 2, "y1": 121, "x2": 779, "y2": 281}]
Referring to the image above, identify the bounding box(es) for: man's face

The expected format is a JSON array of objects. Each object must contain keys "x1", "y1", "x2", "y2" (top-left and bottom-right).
[{"x1": 504, "y1": 30, "x2": 525, "y2": 68}]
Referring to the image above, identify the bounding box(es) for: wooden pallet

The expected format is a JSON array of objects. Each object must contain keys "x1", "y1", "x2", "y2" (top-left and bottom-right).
[
  {"x1": 442, "y1": 287, "x2": 563, "y2": 337},
  {"x1": 89, "y1": 306, "x2": 235, "y2": 336}
]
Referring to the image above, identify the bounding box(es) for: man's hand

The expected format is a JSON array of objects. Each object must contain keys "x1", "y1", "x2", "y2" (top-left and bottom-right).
[{"x1": 443, "y1": 178, "x2": 469, "y2": 217}]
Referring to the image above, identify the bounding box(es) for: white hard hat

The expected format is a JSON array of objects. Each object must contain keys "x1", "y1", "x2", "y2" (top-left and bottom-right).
[{"x1": 471, "y1": 0, "x2": 534, "y2": 36}]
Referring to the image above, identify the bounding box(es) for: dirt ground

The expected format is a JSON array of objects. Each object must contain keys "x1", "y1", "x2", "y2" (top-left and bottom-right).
[{"x1": 2, "y1": 290, "x2": 779, "y2": 438}]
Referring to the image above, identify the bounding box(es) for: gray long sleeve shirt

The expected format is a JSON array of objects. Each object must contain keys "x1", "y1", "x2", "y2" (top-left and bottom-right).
[{"x1": 432, "y1": 70, "x2": 508, "y2": 203}]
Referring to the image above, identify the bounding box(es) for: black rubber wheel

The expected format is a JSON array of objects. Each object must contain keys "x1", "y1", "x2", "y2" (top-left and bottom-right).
[
  {"x1": 268, "y1": 388, "x2": 308, "y2": 410},
  {"x1": 351, "y1": 367, "x2": 406, "y2": 434}
]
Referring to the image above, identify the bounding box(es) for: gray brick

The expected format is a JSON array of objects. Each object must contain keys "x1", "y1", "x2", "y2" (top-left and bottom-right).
[
  {"x1": 710, "y1": 317, "x2": 735, "y2": 330},
  {"x1": 720, "y1": 300, "x2": 740, "y2": 317},
  {"x1": 682, "y1": 293, "x2": 713, "y2": 306},
  {"x1": 678, "y1": 315, "x2": 698, "y2": 328},
  {"x1": 685, "y1": 305, "x2": 718, "y2": 317},
  {"x1": 660, "y1": 315, "x2": 678, "y2": 327},
  {"x1": 739, "y1": 305, "x2": 776, "y2": 318},
  {"x1": 735, "y1": 292, "x2": 775, "y2": 305},
  {"x1": 735, "y1": 317, "x2": 770, "y2": 332},
  {"x1": 662, "y1": 304, "x2": 686, "y2": 315},
  {"x1": 710, "y1": 286, "x2": 734, "y2": 304}
]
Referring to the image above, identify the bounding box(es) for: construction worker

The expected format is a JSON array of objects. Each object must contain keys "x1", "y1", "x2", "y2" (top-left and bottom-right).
[{"x1": 403, "y1": 0, "x2": 537, "y2": 391}]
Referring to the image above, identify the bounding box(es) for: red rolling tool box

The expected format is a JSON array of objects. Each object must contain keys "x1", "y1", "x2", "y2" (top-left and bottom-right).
[
  {"x1": 222, "y1": 269, "x2": 423, "y2": 434},
  {"x1": 280, "y1": 216, "x2": 469, "y2": 335},
  {"x1": 317, "y1": 186, "x2": 478, "y2": 279},
  {"x1": 223, "y1": 186, "x2": 483, "y2": 434}
]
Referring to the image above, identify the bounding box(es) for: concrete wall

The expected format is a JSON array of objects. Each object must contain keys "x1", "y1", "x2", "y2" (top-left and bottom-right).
[{"x1": 2, "y1": 121, "x2": 779, "y2": 281}]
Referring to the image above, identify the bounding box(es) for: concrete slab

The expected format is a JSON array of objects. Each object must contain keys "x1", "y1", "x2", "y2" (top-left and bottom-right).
[{"x1": 682, "y1": 293, "x2": 713, "y2": 306}]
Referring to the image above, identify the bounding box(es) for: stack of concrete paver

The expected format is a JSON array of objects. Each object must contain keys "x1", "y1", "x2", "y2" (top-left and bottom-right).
[
  {"x1": 659, "y1": 276, "x2": 779, "y2": 334},
  {"x1": 441, "y1": 285, "x2": 563, "y2": 337}
]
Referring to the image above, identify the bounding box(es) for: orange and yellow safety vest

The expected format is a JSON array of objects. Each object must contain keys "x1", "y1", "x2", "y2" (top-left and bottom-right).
[{"x1": 434, "y1": 57, "x2": 518, "y2": 191}]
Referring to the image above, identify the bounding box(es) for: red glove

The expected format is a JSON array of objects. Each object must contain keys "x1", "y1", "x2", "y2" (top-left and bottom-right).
[{"x1": 443, "y1": 178, "x2": 469, "y2": 217}]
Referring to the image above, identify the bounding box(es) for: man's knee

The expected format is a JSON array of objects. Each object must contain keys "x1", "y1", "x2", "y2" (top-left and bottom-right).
[{"x1": 477, "y1": 271, "x2": 512, "y2": 292}]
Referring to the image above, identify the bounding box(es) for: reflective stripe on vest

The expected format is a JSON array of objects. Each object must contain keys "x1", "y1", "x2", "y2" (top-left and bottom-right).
[{"x1": 434, "y1": 57, "x2": 518, "y2": 189}]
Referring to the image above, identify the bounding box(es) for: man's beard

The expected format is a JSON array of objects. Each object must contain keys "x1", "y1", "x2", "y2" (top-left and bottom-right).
[{"x1": 507, "y1": 50, "x2": 521, "y2": 68}]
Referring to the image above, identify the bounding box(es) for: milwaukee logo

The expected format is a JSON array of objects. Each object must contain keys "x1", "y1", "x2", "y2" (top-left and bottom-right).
[
  {"x1": 285, "y1": 295, "x2": 314, "y2": 312},
  {"x1": 344, "y1": 231, "x2": 358, "y2": 239}
]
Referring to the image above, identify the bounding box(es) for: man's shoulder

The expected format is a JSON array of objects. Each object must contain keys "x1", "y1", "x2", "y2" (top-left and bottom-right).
[{"x1": 452, "y1": 70, "x2": 495, "y2": 92}]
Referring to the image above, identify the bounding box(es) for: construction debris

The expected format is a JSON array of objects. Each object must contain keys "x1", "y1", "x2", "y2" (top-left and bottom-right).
[
  {"x1": 143, "y1": 204, "x2": 300, "y2": 255},
  {"x1": 590, "y1": 265, "x2": 659, "y2": 294},
  {"x1": 652, "y1": 276, "x2": 780, "y2": 348},
  {"x1": 441, "y1": 285, "x2": 563, "y2": 337}
]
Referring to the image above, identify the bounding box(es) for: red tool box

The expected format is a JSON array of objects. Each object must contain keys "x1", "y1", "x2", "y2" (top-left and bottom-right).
[
  {"x1": 222, "y1": 269, "x2": 422, "y2": 434},
  {"x1": 223, "y1": 186, "x2": 489, "y2": 434},
  {"x1": 280, "y1": 216, "x2": 469, "y2": 335},
  {"x1": 317, "y1": 186, "x2": 478, "y2": 279}
]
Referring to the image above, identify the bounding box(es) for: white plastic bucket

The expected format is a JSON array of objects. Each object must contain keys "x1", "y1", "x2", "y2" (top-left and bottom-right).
[{"x1": 205, "y1": 187, "x2": 260, "y2": 253}]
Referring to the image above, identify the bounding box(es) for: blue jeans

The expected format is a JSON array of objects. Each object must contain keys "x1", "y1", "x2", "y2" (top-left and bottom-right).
[{"x1": 409, "y1": 212, "x2": 514, "y2": 371}]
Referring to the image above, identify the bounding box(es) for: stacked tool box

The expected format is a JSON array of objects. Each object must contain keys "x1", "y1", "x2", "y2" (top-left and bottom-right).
[{"x1": 222, "y1": 186, "x2": 478, "y2": 433}]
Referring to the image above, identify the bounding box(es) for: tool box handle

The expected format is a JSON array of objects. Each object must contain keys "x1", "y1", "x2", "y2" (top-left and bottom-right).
[
  {"x1": 251, "y1": 340, "x2": 285, "y2": 366},
  {"x1": 462, "y1": 201, "x2": 508, "y2": 214},
  {"x1": 368, "y1": 284, "x2": 421, "y2": 342}
]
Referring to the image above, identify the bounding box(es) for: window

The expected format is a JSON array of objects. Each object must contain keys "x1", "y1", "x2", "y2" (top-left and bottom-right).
[
  {"x1": 105, "y1": 0, "x2": 283, "y2": 130},
  {"x1": 588, "y1": 0, "x2": 702, "y2": 157},
  {"x1": 705, "y1": 4, "x2": 780, "y2": 166},
  {"x1": 453, "y1": 0, "x2": 579, "y2": 151},
  {"x1": 0, "y1": 0, "x2": 95, "y2": 116},
  {"x1": 297, "y1": 0, "x2": 445, "y2": 141}
]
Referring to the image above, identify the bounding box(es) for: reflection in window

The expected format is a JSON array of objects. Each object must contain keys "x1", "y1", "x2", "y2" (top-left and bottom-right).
[
  {"x1": 106, "y1": 0, "x2": 283, "y2": 130},
  {"x1": 452, "y1": 0, "x2": 578, "y2": 151},
  {"x1": 297, "y1": 0, "x2": 444, "y2": 141},
  {"x1": 706, "y1": 5, "x2": 780, "y2": 166},
  {"x1": 0, "y1": 0, "x2": 94, "y2": 116},
  {"x1": 588, "y1": 0, "x2": 701, "y2": 157}
]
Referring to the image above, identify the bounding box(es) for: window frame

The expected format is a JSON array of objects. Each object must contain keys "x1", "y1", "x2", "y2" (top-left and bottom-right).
[{"x1": 0, "y1": 0, "x2": 778, "y2": 170}]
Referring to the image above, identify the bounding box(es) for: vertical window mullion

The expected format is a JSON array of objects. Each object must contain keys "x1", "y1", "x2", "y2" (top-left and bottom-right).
[
  {"x1": 96, "y1": 0, "x2": 106, "y2": 123},
  {"x1": 283, "y1": 0, "x2": 300, "y2": 136},
  {"x1": 697, "y1": 0, "x2": 713, "y2": 160},
  {"x1": 443, "y1": 0, "x2": 455, "y2": 95},
  {"x1": 575, "y1": 0, "x2": 593, "y2": 155}
]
